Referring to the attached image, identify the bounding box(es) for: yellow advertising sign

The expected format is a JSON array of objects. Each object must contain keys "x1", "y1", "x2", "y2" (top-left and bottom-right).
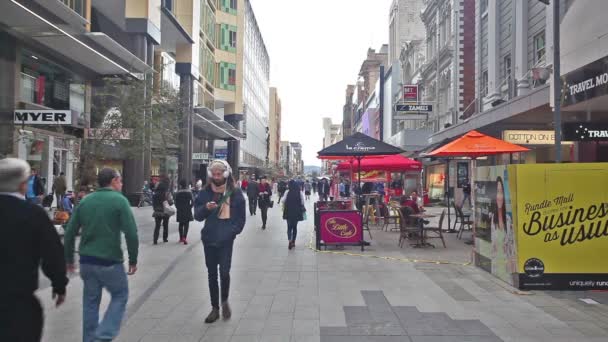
[{"x1": 510, "y1": 163, "x2": 608, "y2": 290}]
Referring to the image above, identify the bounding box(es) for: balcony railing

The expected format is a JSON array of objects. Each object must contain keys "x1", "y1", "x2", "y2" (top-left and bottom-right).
[{"x1": 60, "y1": 0, "x2": 85, "y2": 18}]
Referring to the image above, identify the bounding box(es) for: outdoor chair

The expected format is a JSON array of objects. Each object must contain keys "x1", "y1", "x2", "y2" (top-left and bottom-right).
[
  {"x1": 362, "y1": 204, "x2": 373, "y2": 240},
  {"x1": 424, "y1": 209, "x2": 447, "y2": 248},
  {"x1": 382, "y1": 203, "x2": 400, "y2": 231},
  {"x1": 397, "y1": 206, "x2": 419, "y2": 248},
  {"x1": 452, "y1": 203, "x2": 472, "y2": 232},
  {"x1": 456, "y1": 206, "x2": 473, "y2": 239}
]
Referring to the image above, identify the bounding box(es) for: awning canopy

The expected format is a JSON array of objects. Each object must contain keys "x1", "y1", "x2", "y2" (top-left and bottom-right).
[
  {"x1": 1, "y1": 0, "x2": 147, "y2": 76},
  {"x1": 427, "y1": 130, "x2": 530, "y2": 158},
  {"x1": 160, "y1": 6, "x2": 194, "y2": 53},
  {"x1": 336, "y1": 155, "x2": 422, "y2": 172},
  {"x1": 193, "y1": 107, "x2": 244, "y2": 141}
]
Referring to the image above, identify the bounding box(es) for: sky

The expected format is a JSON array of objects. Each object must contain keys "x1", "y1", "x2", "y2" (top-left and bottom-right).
[{"x1": 250, "y1": 0, "x2": 392, "y2": 167}]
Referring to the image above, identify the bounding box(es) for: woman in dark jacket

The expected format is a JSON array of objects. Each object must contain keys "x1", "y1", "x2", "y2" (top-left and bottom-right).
[
  {"x1": 280, "y1": 180, "x2": 306, "y2": 250},
  {"x1": 257, "y1": 176, "x2": 272, "y2": 230},
  {"x1": 175, "y1": 179, "x2": 194, "y2": 245},
  {"x1": 152, "y1": 181, "x2": 173, "y2": 244}
]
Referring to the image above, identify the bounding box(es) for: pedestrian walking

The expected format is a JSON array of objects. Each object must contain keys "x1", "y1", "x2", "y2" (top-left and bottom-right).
[
  {"x1": 278, "y1": 179, "x2": 287, "y2": 201},
  {"x1": 318, "y1": 178, "x2": 330, "y2": 201},
  {"x1": 26, "y1": 167, "x2": 45, "y2": 205},
  {"x1": 258, "y1": 176, "x2": 272, "y2": 229},
  {"x1": 461, "y1": 181, "x2": 472, "y2": 208},
  {"x1": 338, "y1": 179, "x2": 346, "y2": 197},
  {"x1": 54, "y1": 171, "x2": 67, "y2": 209},
  {"x1": 312, "y1": 179, "x2": 318, "y2": 194},
  {"x1": 152, "y1": 180, "x2": 174, "y2": 244},
  {"x1": 246, "y1": 177, "x2": 259, "y2": 216},
  {"x1": 281, "y1": 180, "x2": 306, "y2": 250},
  {"x1": 175, "y1": 179, "x2": 194, "y2": 245},
  {"x1": 240, "y1": 177, "x2": 248, "y2": 191},
  {"x1": 304, "y1": 180, "x2": 312, "y2": 200},
  {"x1": 0, "y1": 158, "x2": 68, "y2": 342},
  {"x1": 64, "y1": 168, "x2": 139, "y2": 342},
  {"x1": 194, "y1": 160, "x2": 246, "y2": 323}
]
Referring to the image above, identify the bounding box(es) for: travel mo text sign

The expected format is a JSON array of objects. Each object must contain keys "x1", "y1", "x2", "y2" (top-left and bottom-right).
[
  {"x1": 319, "y1": 210, "x2": 362, "y2": 245},
  {"x1": 563, "y1": 123, "x2": 608, "y2": 142},
  {"x1": 510, "y1": 163, "x2": 608, "y2": 290},
  {"x1": 562, "y1": 55, "x2": 608, "y2": 106},
  {"x1": 14, "y1": 110, "x2": 72, "y2": 125}
]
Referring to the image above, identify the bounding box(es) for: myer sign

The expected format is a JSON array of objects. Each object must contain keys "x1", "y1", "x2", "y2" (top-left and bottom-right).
[
  {"x1": 14, "y1": 110, "x2": 72, "y2": 125},
  {"x1": 192, "y1": 153, "x2": 210, "y2": 160}
]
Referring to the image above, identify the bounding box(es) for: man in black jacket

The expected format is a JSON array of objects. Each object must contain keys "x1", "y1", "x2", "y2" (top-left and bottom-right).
[
  {"x1": 246, "y1": 177, "x2": 259, "y2": 216},
  {"x1": 194, "y1": 160, "x2": 246, "y2": 323},
  {"x1": 0, "y1": 158, "x2": 68, "y2": 342}
]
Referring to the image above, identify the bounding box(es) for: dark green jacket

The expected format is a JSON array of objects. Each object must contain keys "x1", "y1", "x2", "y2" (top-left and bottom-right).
[{"x1": 64, "y1": 188, "x2": 139, "y2": 265}]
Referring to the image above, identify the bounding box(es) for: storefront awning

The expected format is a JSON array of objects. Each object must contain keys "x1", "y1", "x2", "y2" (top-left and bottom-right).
[
  {"x1": 84, "y1": 33, "x2": 153, "y2": 74},
  {"x1": 159, "y1": 7, "x2": 194, "y2": 53},
  {"x1": 193, "y1": 107, "x2": 244, "y2": 141},
  {"x1": 0, "y1": 0, "x2": 145, "y2": 76}
]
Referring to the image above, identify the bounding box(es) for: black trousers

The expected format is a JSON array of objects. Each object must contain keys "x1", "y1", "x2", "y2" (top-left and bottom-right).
[
  {"x1": 260, "y1": 205, "x2": 268, "y2": 227},
  {"x1": 203, "y1": 240, "x2": 234, "y2": 309},
  {"x1": 248, "y1": 196, "x2": 257, "y2": 215},
  {"x1": 154, "y1": 216, "x2": 169, "y2": 243},
  {"x1": 178, "y1": 221, "x2": 190, "y2": 239},
  {"x1": 0, "y1": 295, "x2": 43, "y2": 342}
]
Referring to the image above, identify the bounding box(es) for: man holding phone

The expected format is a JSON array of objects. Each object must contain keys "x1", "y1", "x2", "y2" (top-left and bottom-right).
[
  {"x1": 64, "y1": 168, "x2": 139, "y2": 342},
  {"x1": 195, "y1": 160, "x2": 246, "y2": 323}
]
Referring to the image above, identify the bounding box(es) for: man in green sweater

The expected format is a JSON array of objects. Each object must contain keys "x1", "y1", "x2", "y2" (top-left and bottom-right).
[{"x1": 64, "y1": 168, "x2": 139, "y2": 342}]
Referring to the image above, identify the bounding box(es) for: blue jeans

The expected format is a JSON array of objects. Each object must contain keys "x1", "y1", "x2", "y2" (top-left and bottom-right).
[
  {"x1": 203, "y1": 240, "x2": 234, "y2": 309},
  {"x1": 80, "y1": 263, "x2": 129, "y2": 342},
  {"x1": 287, "y1": 219, "x2": 299, "y2": 241}
]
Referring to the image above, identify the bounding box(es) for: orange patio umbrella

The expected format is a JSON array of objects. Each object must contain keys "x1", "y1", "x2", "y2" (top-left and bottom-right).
[
  {"x1": 427, "y1": 130, "x2": 529, "y2": 158},
  {"x1": 426, "y1": 130, "x2": 529, "y2": 235}
]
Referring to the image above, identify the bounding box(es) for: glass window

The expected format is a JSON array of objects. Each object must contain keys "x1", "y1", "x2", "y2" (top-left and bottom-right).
[
  {"x1": 230, "y1": 30, "x2": 237, "y2": 49},
  {"x1": 20, "y1": 50, "x2": 84, "y2": 118},
  {"x1": 533, "y1": 31, "x2": 546, "y2": 65},
  {"x1": 481, "y1": 70, "x2": 489, "y2": 97},
  {"x1": 502, "y1": 54, "x2": 512, "y2": 81},
  {"x1": 480, "y1": 0, "x2": 488, "y2": 15}
]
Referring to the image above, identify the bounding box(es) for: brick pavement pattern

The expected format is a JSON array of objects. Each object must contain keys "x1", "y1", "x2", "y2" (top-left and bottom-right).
[{"x1": 36, "y1": 195, "x2": 608, "y2": 342}]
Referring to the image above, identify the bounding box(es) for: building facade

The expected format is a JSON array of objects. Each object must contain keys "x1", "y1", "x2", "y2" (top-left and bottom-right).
[
  {"x1": 279, "y1": 140, "x2": 290, "y2": 176},
  {"x1": 290, "y1": 142, "x2": 303, "y2": 176},
  {"x1": 268, "y1": 87, "x2": 281, "y2": 169},
  {"x1": 322, "y1": 117, "x2": 342, "y2": 173}
]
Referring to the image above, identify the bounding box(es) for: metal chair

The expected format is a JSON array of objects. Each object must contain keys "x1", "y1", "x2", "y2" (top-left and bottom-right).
[
  {"x1": 397, "y1": 206, "x2": 419, "y2": 248},
  {"x1": 382, "y1": 203, "x2": 401, "y2": 231},
  {"x1": 424, "y1": 210, "x2": 447, "y2": 248},
  {"x1": 456, "y1": 206, "x2": 473, "y2": 239}
]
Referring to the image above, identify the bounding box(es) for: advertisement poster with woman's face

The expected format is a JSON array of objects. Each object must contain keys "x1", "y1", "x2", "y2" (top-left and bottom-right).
[{"x1": 474, "y1": 166, "x2": 517, "y2": 285}]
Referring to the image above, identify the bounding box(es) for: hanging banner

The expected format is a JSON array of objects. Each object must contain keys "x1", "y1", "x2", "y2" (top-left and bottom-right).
[
  {"x1": 351, "y1": 170, "x2": 386, "y2": 182},
  {"x1": 510, "y1": 163, "x2": 608, "y2": 290}
]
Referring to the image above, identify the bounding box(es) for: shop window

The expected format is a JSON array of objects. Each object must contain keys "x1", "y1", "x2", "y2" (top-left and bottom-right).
[
  {"x1": 19, "y1": 51, "x2": 84, "y2": 119},
  {"x1": 533, "y1": 31, "x2": 546, "y2": 65},
  {"x1": 480, "y1": 0, "x2": 488, "y2": 15},
  {"x1": 229, "y1": 68, "x2": 236, "y2": 86}
]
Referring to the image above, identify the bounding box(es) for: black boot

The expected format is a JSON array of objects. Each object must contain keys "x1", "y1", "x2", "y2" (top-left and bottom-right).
[
  {"x1": 222, "y1": 301, "x2": 232, "y2": 320},
  {"x1": 205, "y1": 308, "x2": 220, "y2": 323}
]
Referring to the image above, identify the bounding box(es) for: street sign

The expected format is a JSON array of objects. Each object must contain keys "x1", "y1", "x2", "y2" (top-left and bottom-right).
[
  {"x1": 14, "y1": 110, "x2": 72, "y2": 125},
  {"x1": 395, "y1": 104, "x2": 433, "y2": 112},
  {"x1": 403, "y1": 85, "x2": 418, "y2": 102},
  {"x1": 394, "y1": 114, "x2": 427, "y2": 121},
  {"x1": 192, "y1": 152, "x2": 210, "y2": 160}
]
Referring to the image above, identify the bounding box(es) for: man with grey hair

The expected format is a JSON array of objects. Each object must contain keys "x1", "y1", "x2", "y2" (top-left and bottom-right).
[
  {"x1": 0, "y1": 158, "x2": 68, "y2": 342},
  {"x1": 64, "y1": 167, "x2": 139, "y2": 342}
]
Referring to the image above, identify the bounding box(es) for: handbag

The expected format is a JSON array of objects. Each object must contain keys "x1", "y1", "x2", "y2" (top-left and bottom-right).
[
  {"x1": 269, "y1": 200, "x2": 274, "y2": 208},
  {"x1": 163, "y1": 200, "x2": 176, "y2": 216}
]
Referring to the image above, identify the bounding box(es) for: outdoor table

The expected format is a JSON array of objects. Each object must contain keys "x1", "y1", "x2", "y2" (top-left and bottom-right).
[{"x1": 410, "y1": 213, "x2": 437, "y2": 248}]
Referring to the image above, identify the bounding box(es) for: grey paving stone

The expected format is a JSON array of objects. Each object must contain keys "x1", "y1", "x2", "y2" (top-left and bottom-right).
[
  {"x1": 321, "y1": 336, "x2": 411, "y2": 342},
  {"x1": 320, "y1": 326, "x2": 349, "y2": 336},
  {"x1": 410, "y1": 337, "x2": 503, "y2": 342},
  {"x1": 293, "y1": 319, "x2": 321, "y2": 335},
  {"x1": 456, "y1": 320, "x2": 497, "y2": 336},
  {"x1": 393, "y1": 306, "x2": 425, "y2": 322},
  {"x1": 433, "y1": 281, "x2": 479, "y2": 302},
  {"x1": 347, "y1": 322, "x2": 406, "y2": 336},
  {"x1": 234, "y1": 319, "x2": 266, "y2": 335},
  {"x1": 344, "y1": 306, "x2": 373, "y2": 325},
  {"x1": 362, "y1": 290, "x2": 394, "y2": 312}
]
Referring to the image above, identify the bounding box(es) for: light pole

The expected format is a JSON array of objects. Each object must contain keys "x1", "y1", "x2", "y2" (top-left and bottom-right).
[{"x1": 539, "y1": 0, "x2": 562, "y2": 162}]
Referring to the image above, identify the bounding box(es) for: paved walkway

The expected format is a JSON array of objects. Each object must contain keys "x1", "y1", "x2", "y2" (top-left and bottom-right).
[{"x1": 38, "y1": 194, "x2": 608, "y2": 342}]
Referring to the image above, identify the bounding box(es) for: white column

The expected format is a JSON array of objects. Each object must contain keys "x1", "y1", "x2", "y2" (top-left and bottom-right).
[
  {"x1": 66, "y1": 140, "x2": 74, "y2": 191},
  {"x1": 486, "y1": 0, "x2": 501, "y2": 102},
  {"x1": 47, "y1": 136, "x2": 54, "y2": 195},
  {"x1": 514, "y1": 0, "x2": 530, "y2": 95}
]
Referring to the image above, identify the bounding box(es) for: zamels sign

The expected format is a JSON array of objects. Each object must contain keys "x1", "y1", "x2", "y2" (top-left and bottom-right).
[{"x1": 509, "y1": 163, "x2": 608, "y2": 290}]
